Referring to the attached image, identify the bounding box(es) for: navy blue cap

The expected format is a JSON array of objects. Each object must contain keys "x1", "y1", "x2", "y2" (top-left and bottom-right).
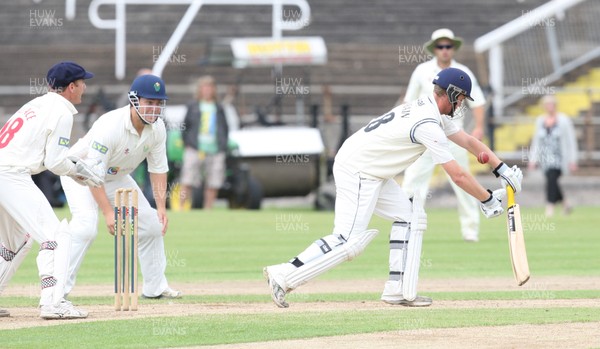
[{"x1": 46, "y1": 61, "x2": 94, "y2": 89}]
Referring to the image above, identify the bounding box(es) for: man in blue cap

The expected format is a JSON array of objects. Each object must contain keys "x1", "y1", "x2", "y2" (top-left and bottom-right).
[
  {"x1": 263, "y1": 68, "x2": 523, "y2": 308},
  {"x1": 0, "y1": 61, "x2": 101, "y2": 319},
  {"x1": 61, "y1": 74, "x2": 182, "y2": 302}
]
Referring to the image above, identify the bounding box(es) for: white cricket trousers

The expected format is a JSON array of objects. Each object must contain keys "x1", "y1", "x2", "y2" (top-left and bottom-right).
[
  {"x1": 61, "y1": 175, "x2": 169, "y2": 297},
  {"x1": 0, "y1": 169, "x2": 65, "y2": 305},
  {"x1": 296, "y1": 163, "x2": 413, "y2": 262},
  {"x1": 332, "y1": 165, "x2": 413, "y2": 238},
  {"x1": 402, "y1": 142, "x2": 480, "y2": 239},
  {"x1": 285, "y1": 164, "x2": 414, "y2": 289}
]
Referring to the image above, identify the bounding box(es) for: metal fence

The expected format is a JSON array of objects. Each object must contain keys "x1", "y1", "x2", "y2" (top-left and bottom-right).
[{"x1": 475, "y1": 0, "x2": 600, "y2": 117}]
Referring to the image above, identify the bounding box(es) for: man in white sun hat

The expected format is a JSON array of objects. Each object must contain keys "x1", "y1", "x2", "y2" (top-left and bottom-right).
[{"x1": 400, "y1": 28, "x2": 487, "y2": 243}]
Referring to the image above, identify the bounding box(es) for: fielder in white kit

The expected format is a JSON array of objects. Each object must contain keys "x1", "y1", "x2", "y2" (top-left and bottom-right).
[
  {"x1": 402, "y1": 28, "x2": 487, "y2": 242},
  {"x1": 0, "y1": 61, "x2": 102, "y2": 319},
  {"x1": 61, "y1": 74, "x2": 181, "y2": 299},
  {"x1": 263, "y1": 68, "x2": 523, "y2": 308}
]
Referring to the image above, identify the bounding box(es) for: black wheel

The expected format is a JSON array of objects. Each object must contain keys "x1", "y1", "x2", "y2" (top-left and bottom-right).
[
  {"x1": 228, "y1": 175, "x2": 263, "y2": 210},
  {"x1": 192, "y1": 186, "x2": 204, "y2": 209},
  {"x1": 245, "y1": 176, "x2": 263, "y2": 210}
]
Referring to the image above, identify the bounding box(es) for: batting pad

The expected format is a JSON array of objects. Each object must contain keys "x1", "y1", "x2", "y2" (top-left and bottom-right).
[
  {"x1": 0, "y1": 236, "x2": 33, "y2": 294},
  {"x1": 388, "y1": 221, "x2": 410, "y2": 281},
  {"x1": 286, "y1": 229, "x2": 378, "y2": 290},
  {"x1": 403, "y1": 196, "x2": 427, "y2": 301},
  {"x1": 52, "y1": 219, "x2": 72, "y2": 305}
]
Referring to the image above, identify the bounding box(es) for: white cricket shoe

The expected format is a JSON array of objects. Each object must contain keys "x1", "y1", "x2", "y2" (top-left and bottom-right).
[
  {"x1": 263, "y1": 266, "x2": 289, "y2": 308},
  {"x1": 463, "y1": 235, "x2": 479, "y2": 243},
  {"x1": 0, "y1": 308, "x2": 9, "y2": 317},
  {"x1": 160, "y1": 287, "x2": 182, "y2": 299},
  {"x1": 142, "y1": 287, "x2": 182, "y2": 299},
  {"x1": 382, "y1": 295, "x2": 433, "y2": 307},
  {"x1": 40, "y1": 299, "x2": 88, "y2": 319}
]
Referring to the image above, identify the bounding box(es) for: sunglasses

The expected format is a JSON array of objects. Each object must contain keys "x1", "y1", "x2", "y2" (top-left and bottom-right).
[{"x1": 435, "y1": 44, "x2": 454, "y2": 50}]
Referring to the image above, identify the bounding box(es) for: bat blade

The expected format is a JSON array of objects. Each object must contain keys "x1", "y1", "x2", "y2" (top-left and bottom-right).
[{"x1": 506, "y1": 187, "x2": 530, "y2": 286}]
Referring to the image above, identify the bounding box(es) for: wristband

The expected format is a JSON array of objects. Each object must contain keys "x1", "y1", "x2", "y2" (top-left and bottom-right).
[
  {"x1": 480, "y1": 189, "x2": 494, "y2": 204},
  {"x1": 492, "y1": 162, "x2": 508, "y2": 178}
]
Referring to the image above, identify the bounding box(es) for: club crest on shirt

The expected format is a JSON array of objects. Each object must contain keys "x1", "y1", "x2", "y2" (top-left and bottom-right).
[
  {"x1": 143, "y1": 145, "x2": 149, "y2": 152},
  {"x1": 58, "y1": 137, "x2": 70, "y2": 147},
  {"x1": 92, "y1": 141, "x2": 108, "y2": 154},
  {"x1": 124, "y1": 148, "x2": 130, "y2": 155},
  {"x1": 107, "y1": 167, "x2": 119, "y2": 175}
]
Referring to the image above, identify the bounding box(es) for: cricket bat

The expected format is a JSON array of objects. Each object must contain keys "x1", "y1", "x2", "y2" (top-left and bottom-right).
[{"x1": 506, "y1": 185, "x2": 530, "y2": 286}]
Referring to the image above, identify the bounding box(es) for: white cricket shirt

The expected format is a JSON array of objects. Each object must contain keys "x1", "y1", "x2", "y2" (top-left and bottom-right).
[
  {"x1": 335, "y1": 96, "x2": 459, "y2": 180},
  {"x1": 403, "y1": 58, "x2": 485, "y2": 129},
  {"x1": 69, "y1": 106, "x2": 168, "y2": 182},
  {"x1": 0, "y1": 92, "x2": 77, "y2": 175}
]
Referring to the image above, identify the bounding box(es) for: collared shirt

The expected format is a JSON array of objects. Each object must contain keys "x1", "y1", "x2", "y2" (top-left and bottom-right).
[
  {"x1": 403, "y1": 58, "x2": 486, "y2": 129},
  {"x1": 69, "y1": 106, "x2": 168, "y2": 182},
  {"x1": 0, "y1": 92, "x2": 77, "y2": 175},
  {"x1": 335, "y1": 96, "x2": 459, "y2": 180}
]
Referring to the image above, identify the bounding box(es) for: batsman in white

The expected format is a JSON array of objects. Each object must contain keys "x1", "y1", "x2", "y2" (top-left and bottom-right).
[
  {"x1": 0, "y1": 61, "x2": 102, "y2": 319},
  {"x1": 401, "y1": 29, "x2": 487, "y2": 243},
  {"x1": 60, "y1": 74, "x2": 181, "y2": 299},
  {"x1": 264, "y1": 68, "x2": 523, "y2": 308}
]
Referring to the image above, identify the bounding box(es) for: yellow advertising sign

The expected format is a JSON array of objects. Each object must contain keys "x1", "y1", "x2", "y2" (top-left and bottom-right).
[{"x1": 231, "y1": 37, "x2": 326, "y2": 67}]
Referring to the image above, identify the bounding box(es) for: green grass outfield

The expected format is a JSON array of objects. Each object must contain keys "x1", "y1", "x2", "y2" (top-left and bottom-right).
[{"x1": 2, "y1": 206, "x2": 600, "y2": 348}]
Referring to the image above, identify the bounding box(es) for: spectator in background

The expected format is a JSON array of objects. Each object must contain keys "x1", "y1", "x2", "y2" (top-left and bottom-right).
[
  {"x1": 400, "y1": 28, "x2": 487, "y2": 242},
  {"x1": 528, "y1": 94, "x2": 578, "y2": 217},
  {"x1": 180, "y1": 76, "x2": 229, "y2": 209}
]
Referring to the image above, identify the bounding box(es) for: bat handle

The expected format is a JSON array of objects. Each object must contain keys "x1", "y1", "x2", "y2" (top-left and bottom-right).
[{"x1": 506, "y1": 185, "x2": 515, "y2": 207}]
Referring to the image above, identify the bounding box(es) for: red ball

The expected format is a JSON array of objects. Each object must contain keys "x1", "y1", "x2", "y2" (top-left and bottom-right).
[{"x1": 477, "y1": 152, "x2": 490, "y2": 164}]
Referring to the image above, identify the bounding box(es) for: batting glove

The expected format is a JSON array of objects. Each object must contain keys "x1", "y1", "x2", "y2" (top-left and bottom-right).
[
  {"x1": 492, "y1": 162, "x2": 523, "y2": 193},
  {"x1": 480, "y1": 189, "x2": 504, "y2": 218}
]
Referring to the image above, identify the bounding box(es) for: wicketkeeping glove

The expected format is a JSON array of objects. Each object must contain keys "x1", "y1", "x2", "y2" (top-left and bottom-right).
[
  {"x1": 492, "y1": 162, "x2": 523, "y2": 193},
  {"x1": 68, "y1": 157, "x2": 105, "y2": 187},
  {"x1": 480, "y1": 189, "x2": 505, "y2": 218}
]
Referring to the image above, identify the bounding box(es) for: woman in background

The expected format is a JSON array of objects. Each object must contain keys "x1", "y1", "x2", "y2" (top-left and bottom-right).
[{"x1": 528, "y1": 95, "x2": 578, "y2": 217}]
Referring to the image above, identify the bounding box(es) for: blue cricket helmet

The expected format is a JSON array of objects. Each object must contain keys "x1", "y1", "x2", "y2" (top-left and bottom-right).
[
  {"x1": 128, "y1": 74, "x2": 168, "y2": 124},
  {"x1": 129, "y1": 74, "x2": 168, "y2": 100},
  {"x1": 432, "y1": 67, "x2": 474, "y2": 102}
]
